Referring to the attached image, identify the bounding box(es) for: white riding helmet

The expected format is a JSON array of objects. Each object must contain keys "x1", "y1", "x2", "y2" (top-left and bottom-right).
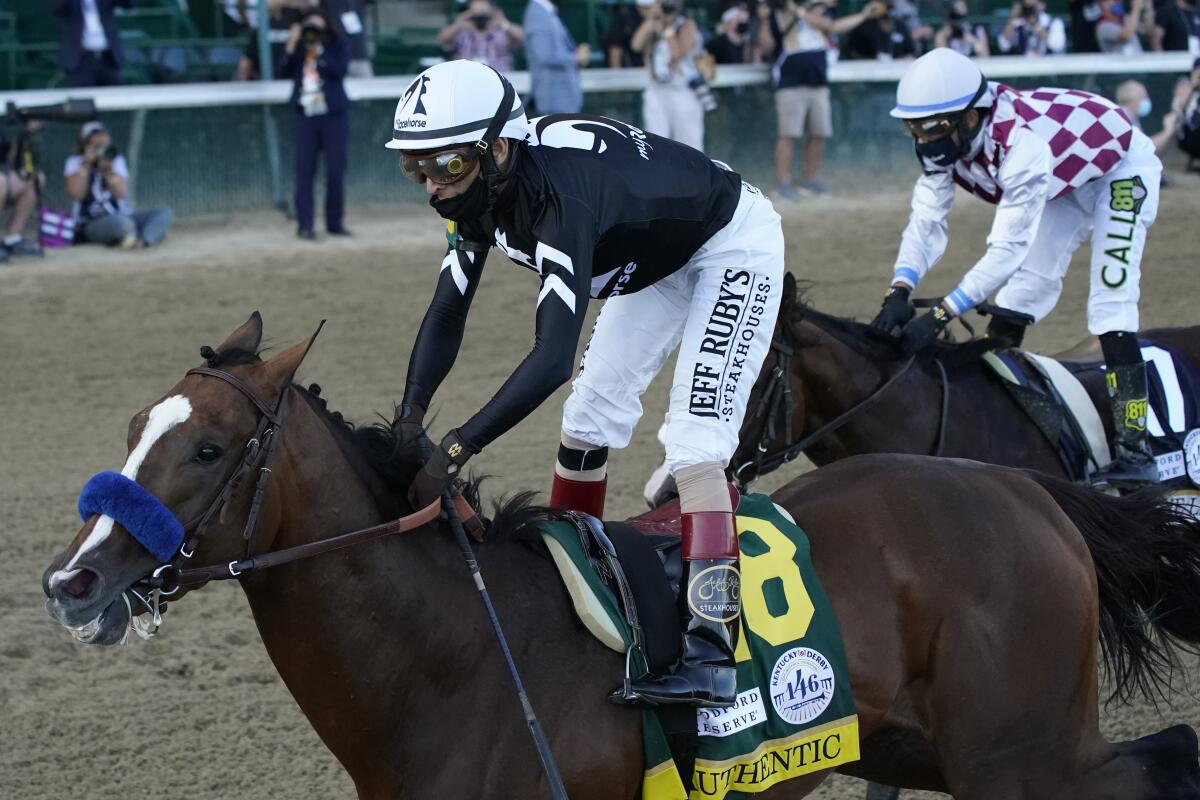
[
  {"x1": 385, "y1": 59, "x2": 531, "y2": 152},
  {"x1": 890, "y1": 48, "x2": 988, "y2": 120}
]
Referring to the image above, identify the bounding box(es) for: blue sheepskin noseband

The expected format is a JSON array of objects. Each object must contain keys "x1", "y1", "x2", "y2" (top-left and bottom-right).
[{"x1": 78, "y1": 471, "x2": 185, "y2": 562}]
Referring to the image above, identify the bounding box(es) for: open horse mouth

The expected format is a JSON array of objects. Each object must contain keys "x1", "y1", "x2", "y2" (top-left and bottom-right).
[{"x1": 44, "y1": 567, "x2": 135, "y2": 646}]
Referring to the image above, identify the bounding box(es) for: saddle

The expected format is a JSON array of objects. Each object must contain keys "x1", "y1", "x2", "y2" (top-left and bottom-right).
[
  {"x1": 982, "y1": 340, "x2": 1200, "y2": 487},
  {"x1": 540, "y1": 492, "x2": 861, "y2": 799}
]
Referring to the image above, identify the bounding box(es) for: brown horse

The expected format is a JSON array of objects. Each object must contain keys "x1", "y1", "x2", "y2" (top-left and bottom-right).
[
  {"x1": 42, "y1": 313, "x2": 1200, "y2": 799},
  {"x1": 729, "y1": 275, "x2": 1200, "y2": 488}
]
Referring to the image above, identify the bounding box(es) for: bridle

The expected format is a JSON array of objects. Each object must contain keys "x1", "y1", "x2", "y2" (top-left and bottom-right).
[
  {"x1": 124, "y1": 360, "x2": 468, "y2": 638},
  {"x1": 731, "y1": 315, "x2": 949, "y2": 489}
]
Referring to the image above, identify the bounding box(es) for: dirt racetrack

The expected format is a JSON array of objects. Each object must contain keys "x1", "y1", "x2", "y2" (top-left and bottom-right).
[{"x1": 4, "y1": 172, "x2": 1200, "y2": 799}]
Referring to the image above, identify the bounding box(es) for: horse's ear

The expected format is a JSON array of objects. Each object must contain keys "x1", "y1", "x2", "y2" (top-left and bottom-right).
[
  {"x1": 215, "y1": 311, "x2": 264, "y2": 356},
  {"x1": 259, "y1": 321, "x2": 325, "y2": 394}
]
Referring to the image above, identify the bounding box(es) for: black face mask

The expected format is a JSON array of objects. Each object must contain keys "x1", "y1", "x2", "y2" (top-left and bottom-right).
[
  {"x1": 914, "y1": 134, "x2": 964, "y2": 169},
  {"x1": 429, "y1": 172, "x2": 490, "y2": 220}
]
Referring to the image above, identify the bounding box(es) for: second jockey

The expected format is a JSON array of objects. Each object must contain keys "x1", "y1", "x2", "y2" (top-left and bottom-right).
[
  {"x1": 388, "y1": 60, "x2": 785, "y2": 707},
  {"x1": 869, "y1": 48, "x2": 1163, "y2": 487}
]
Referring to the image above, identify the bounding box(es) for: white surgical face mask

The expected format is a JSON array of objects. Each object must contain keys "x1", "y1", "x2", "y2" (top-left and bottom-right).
[{"x1": 1137, "y1": 97, "x2": 1152, "y2": 118}]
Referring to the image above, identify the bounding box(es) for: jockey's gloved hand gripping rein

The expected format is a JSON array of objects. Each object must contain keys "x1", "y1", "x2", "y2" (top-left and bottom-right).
[
  {"x1": 870, "y1": 285, "x2": 914, "y2": 338},
  {"x1": 408, "y1": 430, "x2": 475, "y2": 511},
  {"x1": 900, "y1": 304, "x2": 951, "y2": 354},
  {"x1": 395, "y1": 403, "x2": 433, "y2": 463}
]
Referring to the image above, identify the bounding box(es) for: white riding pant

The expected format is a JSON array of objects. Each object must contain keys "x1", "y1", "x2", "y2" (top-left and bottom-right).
[
  {"x1": 562, "y1": 183, "x2": 784, "y2": 474},
  {"x1": 994, "y1": 129, "x2": 1161, "y2": 335}
]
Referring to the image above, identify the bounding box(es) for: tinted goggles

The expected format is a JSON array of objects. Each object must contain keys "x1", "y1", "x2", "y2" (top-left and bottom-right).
[
  {"x1": 900, "y1": 115, "x2": 958, "y2": 140},
  {"x1": 399, "y1": 149, "x2": 477, "y2": 185}
]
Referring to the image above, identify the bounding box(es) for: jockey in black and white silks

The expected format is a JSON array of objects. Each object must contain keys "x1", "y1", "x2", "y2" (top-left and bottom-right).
[
  {"x1": 387, "y1": 59, "x2": 784, "y2": 708},
  {"x1": 870, "y1": 47, "x2": 1163, "y2": 487}
]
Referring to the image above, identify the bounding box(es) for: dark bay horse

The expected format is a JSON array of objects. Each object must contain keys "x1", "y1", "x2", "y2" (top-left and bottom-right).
[
  {"x1": 42, "y1": 313, "x2": 1200, "y2": 798},
  {"x1": 730, "y1": 275, "x2": 1200, "y2": 487}
]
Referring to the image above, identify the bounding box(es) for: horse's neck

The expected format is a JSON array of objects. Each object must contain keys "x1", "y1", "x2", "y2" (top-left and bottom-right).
[
  {"x1": 794, "y1": 321, "x2": 939, "y2": 464},
  {"x1": 237, "y1": 399, "x2": 474, "y2": 781},
  {"x1": 235, "y1": 397, "x2": 629, "y2": 795}
]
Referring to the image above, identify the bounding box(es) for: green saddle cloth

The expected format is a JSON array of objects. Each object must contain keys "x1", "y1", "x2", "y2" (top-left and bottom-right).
[{"x1": 541, "y1": 492, "x2": 860, "y2": 800}]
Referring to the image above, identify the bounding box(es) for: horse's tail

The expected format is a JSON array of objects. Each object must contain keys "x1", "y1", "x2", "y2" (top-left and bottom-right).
[{"x1": 1030, "y1": 471, "x2": 1200, "y2": 702}]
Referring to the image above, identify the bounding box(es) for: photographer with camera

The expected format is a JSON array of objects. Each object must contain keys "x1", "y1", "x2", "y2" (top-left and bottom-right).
[
  {"x1": 759, "y1": 0, "x2": 887, "y2": 198},
  {"x1": 64, "y1": 121, "x2": 174, "y2": 249},
  {"x1": 997, "y1": 0, "x2": 1066, "y2": 54},
  {"x1": 282, "y1": 7, "x2": 351, "y2": 241},
  {"x1": 630, "y1": 0, "x2": 712, "y2": 152},
  {"x1": 438, "y1": 0, "x2": 525, "y2": 72},
  {"x1": 934, "y1": 0, "x2": 990, "y2": 55}
]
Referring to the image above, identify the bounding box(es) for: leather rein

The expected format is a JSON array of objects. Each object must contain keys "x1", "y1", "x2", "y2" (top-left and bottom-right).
[
  {"x1": 731, "y1": 316, "x2": 949, "y2": 488},
  {"x1": 130, "y1": 365, "x2": 470, "y2": 611}
]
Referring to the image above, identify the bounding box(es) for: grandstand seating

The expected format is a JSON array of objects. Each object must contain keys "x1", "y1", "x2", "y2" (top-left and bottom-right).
[{"x1": 0, "y1": 0, "x2": 1126, "y2": 90}]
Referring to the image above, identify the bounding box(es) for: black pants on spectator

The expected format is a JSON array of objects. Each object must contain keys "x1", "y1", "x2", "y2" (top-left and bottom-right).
[
  {"x1": 293, "y1": 110, "x2": 349, "y2": 234},
  {"x1": 64, "y1": 51, "x2": 123, "y2": 87}
]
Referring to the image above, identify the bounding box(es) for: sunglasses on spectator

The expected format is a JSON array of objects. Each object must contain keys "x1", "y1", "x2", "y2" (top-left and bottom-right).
[{"x1": 399, "y1": 149, "x2": 476, "y2": 185}]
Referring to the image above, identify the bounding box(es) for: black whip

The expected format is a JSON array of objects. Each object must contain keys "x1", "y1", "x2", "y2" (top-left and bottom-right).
[{"x1": 441, "y1": 491, "x2": 570, "y2": 800}]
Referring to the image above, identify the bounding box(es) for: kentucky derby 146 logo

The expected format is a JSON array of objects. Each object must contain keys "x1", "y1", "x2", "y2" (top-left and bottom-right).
[
  {"x1": 1109, "y1": 176, "x2": 1147, "y2": 215},
  {"x1": 1185, "y1": 429, "x2": 1200, "y2": 488},
  {"x1": 769, "y1": 647, "x2": 835, "y2": 725},
  {"x1": 687, "y1": 564, "x2": 741, "y2": 622}
]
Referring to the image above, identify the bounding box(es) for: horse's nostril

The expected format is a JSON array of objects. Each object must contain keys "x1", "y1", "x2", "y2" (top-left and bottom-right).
[{"x1": 61, "y1": 570, "x2": 97, "y2": 599}]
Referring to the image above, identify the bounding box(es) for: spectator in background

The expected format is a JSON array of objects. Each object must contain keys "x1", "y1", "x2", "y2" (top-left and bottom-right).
[
  {"x1": 997, "y1": 0, "x2": 1067, "y2": 54},
  {"x1": 1117, "y1": 79, "x2": 1178, "y2": 153},
  {"x1": 759, "y1": 0, "x2": 887, "y2": 198},
  {"x1": 1067, "y1": 0, "x2": 1103, "y2": 50},
  {"x1": 64, "y1": 121, "x2": 174, "y2": 249},
  {"x1": 707, "y1": 3, "x2": 757, "y2": 63},
  {"x1": 282, "y1": 8, "x2": 351, "y2": 240},
  {"x1": 324, "y1": 0, "x2": 374, "y2": 76},
  {"x1": 0, "y1": 131, "x2": 44, "y2": 261},
  {"x1": 1172, "y1": 58, "x2": 1200, "y2": 164},
  {"x1": 0, "y1": 170, "x2": 40, "y2": 263},
  {"x1": 631, "y1": 0, "x2": 710, "y2": 150},
  {"x1": 438, "y1": 0, "x2": 524, "y2": 72},
  {"x1": 845, "y1": 4, "x2": 917, "y2": 58},
  {"x1": 523, "y1": 0, "x2": 591, "y2": 114},
  {"x1": 888, "y1": 0, "x2": 935, "y2": 53},
  {"x1": 1096, "y1": 0, "x2": 1147, "y2": 52},
  {"x1": 605, "y1": 0, "x2": 649, "y2": 67},
  {"x1": 934, "y1": 0, "x2": 991, "y2": 56},
  {"x1": 237, "y1": 0, "x2": 308, "y2": 80},
  {"x1": 54, "y1": 0, "x2": 131, "y2": 87},
  {"x1": 1153, "y1": 0, "x2": 1199, "y2": 50}
]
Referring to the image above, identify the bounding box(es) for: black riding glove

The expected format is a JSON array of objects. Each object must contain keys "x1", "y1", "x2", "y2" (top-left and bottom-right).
[
  {"x1": 900, "y1": 305, "x2": 951, "y2": 354},
  {"x1": 869, "y1": 285, "x2": 914, "y2": 338},
  {"x1": 408, "y1": 430, "x2": 475, "y2": 511},
  {"x1": 395, "y1": 403, "x2": 433, "y2": 463}
]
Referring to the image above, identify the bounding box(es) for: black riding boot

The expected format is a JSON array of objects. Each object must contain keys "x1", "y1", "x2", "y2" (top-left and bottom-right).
[
  {"x1": 1093, "y1": 331, "x2": 1158, "y2": 487},
  {"x1": 984, "y1": 309, "x2": 1034, "y2": 350},
  {"x1": 625, "y1": 512, "x2": 740, "y2": 707}
]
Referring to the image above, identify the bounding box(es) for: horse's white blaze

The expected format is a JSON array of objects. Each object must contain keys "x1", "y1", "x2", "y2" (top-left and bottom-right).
[{"x1": 59, "y1": 394, "x2": 193, "y2": 574}]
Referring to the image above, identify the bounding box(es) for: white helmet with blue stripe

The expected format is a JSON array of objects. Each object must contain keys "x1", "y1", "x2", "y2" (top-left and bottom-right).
[{"x1": 890, "y1": 48, "x2": 988, "y2": 120}]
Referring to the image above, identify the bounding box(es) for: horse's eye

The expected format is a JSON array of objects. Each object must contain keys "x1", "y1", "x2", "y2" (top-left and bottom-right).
[{"x1": 195, "y1": 444, "x2": 223, "y2": 464}]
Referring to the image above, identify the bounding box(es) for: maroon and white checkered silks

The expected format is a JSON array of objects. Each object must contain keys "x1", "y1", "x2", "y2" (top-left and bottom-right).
[{"x1": 952, "y1": 84, "x2": 1134, "y2": 204}]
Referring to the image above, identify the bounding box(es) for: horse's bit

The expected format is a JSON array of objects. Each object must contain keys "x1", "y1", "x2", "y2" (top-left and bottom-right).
[{"x1": 732, "y1": 319, "x2": 950, "y2": 489}]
